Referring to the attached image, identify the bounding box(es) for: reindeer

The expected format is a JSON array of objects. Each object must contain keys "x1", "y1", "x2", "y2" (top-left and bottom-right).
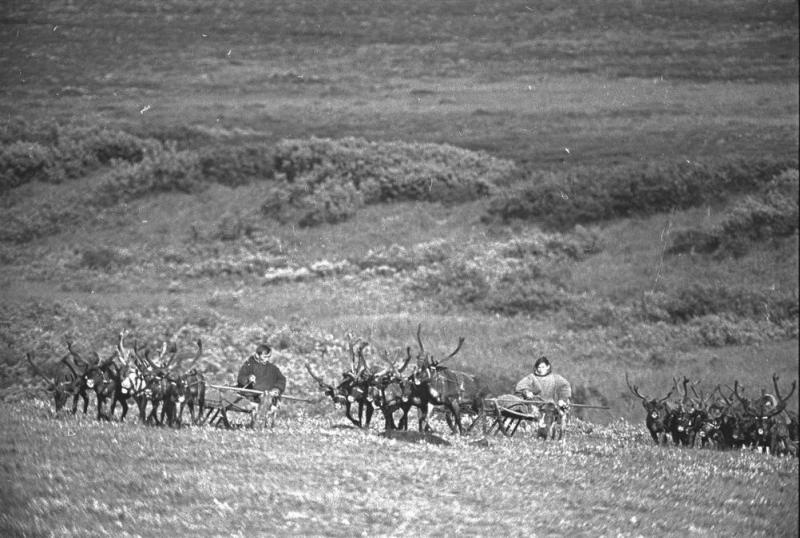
[
  {"x1": 688, "y1": 383, "x2": 724, "y2": 449},
  {"x1": 710, "y1": 385, "x2": 753, "y2": 450},
  {"x1": 140, "y1": 339, "x2": 201, "y2": 427},
  {"x1": 665, "y1": 376, "x2": 694, "y2": 447},
  {"x1": 536, "y1": 401, "x2": 566, "y2": 440},
  {"x1": 26, "y1": 350, "x2": 84, "y2": 413},
  {"x1": 178, "y1": 366, "x2": 206, "y2": 426},
  {"x1": 735, "y1": 375, "x2": 797, "y2": 455},
  {"x1": 102, "y1": 330, "x2": 152, "y2": 422},
  {"x1": 305, "y1": 336, "x2": 376, "y2": 428},
  {"x1": 141, "y1": 337, "x2": 204, "y2": 427},
  {"x1": 625, "y1": 373, "x2": 675, "y2": 445},
  {"x1": 406, "y1": 324, "x2": 489, "y2": 435},
  {"x1": 370, "y1": 348, "x2": 414, "y2": 430},
  {"x1": 82, "y1": 353, "x2": 121, "y2": 421}
]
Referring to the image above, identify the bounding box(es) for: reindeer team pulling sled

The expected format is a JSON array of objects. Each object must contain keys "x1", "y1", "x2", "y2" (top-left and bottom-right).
[
  {"x1": 305, "y1": 325, "x2": 608, "y2": 440},
  {"x1": 25, "y1": 330, "x2": 315, "y2": 430}
]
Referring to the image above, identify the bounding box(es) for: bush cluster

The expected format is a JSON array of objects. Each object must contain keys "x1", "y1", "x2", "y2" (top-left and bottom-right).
[
  {"x1": 657, "y1": 284, "x2": 798, "y2": 324},
  {"x1": 0, "y1": 126, "x2": 161, "y2": 192},
  {"x1": 198, "y1": 144, "x2": 275, "y2": 187},
  {"x1": 406, "y1": 260, "x2": 491, "y2": 307},
  {"x1": 354, "y1": 240, "x2": 452, "y2": 272},
  {"x1": 484, "y1": 157, "x2": 797, "y2": 229},
  {"x1": 668, "y1": 168, "x2": 799, "y2": 257},
  {"x1": 75, "y1": 247, "x2": 135, "y2": 271},
  {"x1": 264, "y1": 137, "x2": 517, "y2": 226},
  {"x1": 498, "y1": 225, "x2": 603, "y2": 262},
  {"x1": 94, "y1": 145, "x2": 203, "y2": 205},
  {"x1": 478, "y1": 261, "x2": 573, "y2": 315}
]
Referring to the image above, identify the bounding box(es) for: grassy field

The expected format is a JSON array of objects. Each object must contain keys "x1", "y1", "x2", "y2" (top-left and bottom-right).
[
  {"x1": 1, "y1": 399, "x2": 798, "y2": 537},
  {"x1": 1, "y1": 0, "x2": 799, "y2": 535}
]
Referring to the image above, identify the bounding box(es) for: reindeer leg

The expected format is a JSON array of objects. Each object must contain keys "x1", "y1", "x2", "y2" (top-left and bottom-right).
[
  {"x1": 96, "y1": 396, "x2": 106, "y2": 421},
  {"x1": 81, "y1": 390, "x2": 90, "y2": 414},
  {"x1": 344, "y1": 402, "x2": 360, "y2": 427},
  {"x1": 420, "y1": 403, "x2": 435, "y2": 433},
  {"x1": 118, "y1": 396, "x2": 129, "y2": 422},
  {"x1": 364, "y1": 403, "x2": 374, "y2": 429},
  {"x1": 136, "y1": 397, "x2": 147, "y2": 422}
]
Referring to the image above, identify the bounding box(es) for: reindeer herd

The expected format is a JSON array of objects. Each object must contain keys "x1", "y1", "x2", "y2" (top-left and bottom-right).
[
  {"x1": 26, "y1": 329, "x2": 206, "y2": 427},
  {"x1": 626, "y1": 372, "x2": 799, "y2": 457},
  {"x1": 22, "y1": 324, "x2": 799, "y2": 455}
]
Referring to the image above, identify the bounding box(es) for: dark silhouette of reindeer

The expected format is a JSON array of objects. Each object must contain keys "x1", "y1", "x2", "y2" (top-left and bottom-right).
[
  {"x1": 306, "y1": 336, "x2": 377, "y2": 428},
  {"x1": 734, "y1": 374, "x2": 796, "y2": 455},
  {"x1": 406, "y1": 324, "x2": 489, "y2": 435},
  {"x1": 26, "y1": 349, "x2": 84, "y2": 414},
  {"x1": 626, "y1": 373, "x2": 675, "y2": 445}
]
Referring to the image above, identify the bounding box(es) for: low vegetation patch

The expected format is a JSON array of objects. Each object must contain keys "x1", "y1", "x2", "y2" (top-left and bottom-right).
[
  {"x1": 0, "y1": 122, "x2": 161, "y2": 192},
  {"x1": 485, "y1": 158, "x2": 797, "y2": 229},
  {"x1": 263, "y1": 137, "x2": 519, "y2": 226},
  {"x1": 668, "y1": 168, "x2": 799, "y2": 257}
]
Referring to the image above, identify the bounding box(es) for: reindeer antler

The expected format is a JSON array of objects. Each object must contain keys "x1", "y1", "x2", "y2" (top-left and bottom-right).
[
  {"x1": 26, "y1": 352, "x2": 53, "y2": 388},
  {"x1": 182, "y1": 339, "x2": 204, "y2": 371},
  {"x1": 767, "y1": 373, "x2": 797, "y2": 417},
  {"x1": 305, "y1": 362, "x2": 333, "y2": 391},
  {"x1": 625, "y1": 372, "x2": 646, "y2": 400},
  {"x1": 355, "y1": 340, "x2": 369, "y2": 374},
  {"x1": 65, "y1": 340, "x2": 89, "y2": 368}
]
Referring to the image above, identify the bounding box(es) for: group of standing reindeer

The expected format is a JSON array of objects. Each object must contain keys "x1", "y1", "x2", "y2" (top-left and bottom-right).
[
  {"x1": 26, "y1": 329, "x2": 206, "y2": 427},
  {"x1": 626, "y1": 372, "x2": 799, "y2": 457}
]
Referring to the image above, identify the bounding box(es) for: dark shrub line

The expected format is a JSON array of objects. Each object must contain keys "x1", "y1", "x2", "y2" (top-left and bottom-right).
[
  {"x1": 484, "y1": 157, "x2": 797, "y2": 229},
  {"x1": 668, "y1": 169, "x2": 798, "y2": 257}
]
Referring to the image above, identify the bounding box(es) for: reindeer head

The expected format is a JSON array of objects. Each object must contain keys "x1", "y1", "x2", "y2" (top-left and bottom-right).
[
  {"x1": 410, "y1": 324, "x2": 465, "y2": 384},
  {"x1": 626, "y1": 373, "x2": 674, "y2": 421}
]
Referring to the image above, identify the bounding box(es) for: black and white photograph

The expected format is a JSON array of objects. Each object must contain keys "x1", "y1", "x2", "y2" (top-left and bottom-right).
[{"x1": 1, "y1": 0, "x2": 798, "y2": 536}]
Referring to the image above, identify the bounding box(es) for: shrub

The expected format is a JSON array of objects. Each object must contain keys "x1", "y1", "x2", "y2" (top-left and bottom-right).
[
  {"x1": 355, "y1": 240, "x2": 451, "y2": 272},
  {"x1": 667, "y1": 168, "x2": 798, "y2": 257},
  {"x1": 213, "y1": 212, "x2": 258, "y2": 241},
  {"x1": 405, "y1": 259, "x2": 490, "y2": 307},
  {"x1": 76, "y1": 247, "x2": 134, "y2": 271},
  {"x1": 0, "y1": 125, "x2": 162, "y2": 190},
  {"x1": 95, "y1": 145, "x2": 202, "y2": 205},
  {"x1": 480, "y1": 260, "x2": 572, "y2": 315},
  {"x1": 267, "y1": 136, "x2": 517, "y2": 225},
  {"x1": 687, "y1": 315, "x2": 789, "y2": 347},
  {"x1": 666, "y1": 229, "x2": 721, "y2": 255},
  {"x1": 199, "y1": 144, "x2": 275, "y2": 187},
  {"x1": 485, "y1": 157, "x2": 797, "y2": 228},
  {"x1": 0, "y1": 142, "x2": 55, "y2": 191},
  {"x1": 297, "y1": 180, "x2": 364, "y2": 227},
  {"x1": 262, "y1": 177, "x2": 364, "y2": 227},
  {"x1": 716, "y1": 192, "x2": 798, "y2": 243},
  {"x1": 661, "y1": 284, "x2": 798, "y2": 323},
  {"x1": 499, "y1": 226, "x2": 603, "y2": 261}
]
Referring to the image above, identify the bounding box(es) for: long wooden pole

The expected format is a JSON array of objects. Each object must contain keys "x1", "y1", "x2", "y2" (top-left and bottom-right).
[{"x1": 205, "y1": 384, "x2": 317, "y2": 402}]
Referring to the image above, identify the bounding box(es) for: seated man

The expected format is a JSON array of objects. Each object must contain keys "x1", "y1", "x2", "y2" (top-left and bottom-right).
[
  {"x1": 236, "y1": 344, "x2": 286, "y2": 403},
  {"x1": 514, "y1": 355, "x2": 572, "y2": 413}
]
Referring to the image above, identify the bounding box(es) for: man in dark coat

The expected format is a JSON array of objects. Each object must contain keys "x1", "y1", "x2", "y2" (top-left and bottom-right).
[{"x1": 236, "y1": 344, "x2": 286, "y2": 402}]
